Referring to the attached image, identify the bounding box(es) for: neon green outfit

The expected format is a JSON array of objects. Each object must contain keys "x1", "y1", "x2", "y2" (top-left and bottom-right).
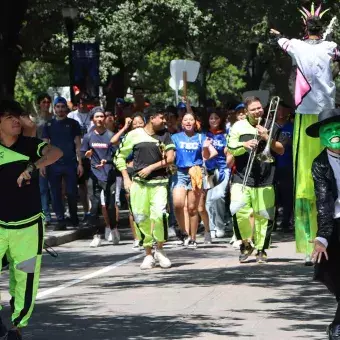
[
  {"x1": 0, "y1": 135, "x2": 47, "y2": 328},
  {"x1": 114, "y1": 128, "x2": 175, "y2": 247},
  {"x1": 293, "y1": 114, "x2": 323, "y2": 254},
  {"x1": 228, "y1": 118, "x2": 280, "y2": 251}
]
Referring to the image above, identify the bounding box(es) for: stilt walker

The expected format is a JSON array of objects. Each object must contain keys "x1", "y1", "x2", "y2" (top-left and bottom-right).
[{"x1": 271, "y1": 3, "x2": 339, "y2": 264}]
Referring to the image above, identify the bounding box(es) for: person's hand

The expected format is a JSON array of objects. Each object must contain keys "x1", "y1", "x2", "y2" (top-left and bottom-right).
[
  {"x1": 85, "y1": 150, "x2": 93, "y2": 158},
  {"x1": 243, "y1": 139, "x2": 258, "y2": 150},
  {"x1": 95, "y1": 159, "x2": 107, "y2": 169},
  {"x1": 123, "y1": 177, "x2": 132, "y2": 192},
  {"x1": 124, "y1": 117, "x2": 132, "y2": 129},
  {"x1": 17, "y1": 170, "x2": 32, "y2": 187},
  {"x1": 312, "y1": 240, "x2": 328, "y2": 263},
  {"x1": 77, "y1": 164, "x2": 84, "y2": 177},
  {"x1": 270, "y1": 29, "x2": 281, "y2": 35},
  {"x1": 203, "y1": 137, "x2": 212, "y2": 148},
  {"x1": 138, "y1": 165, "x2": 153, "y2": 179},
  {"x1": 256, "y1": 125, "x2": 269, "y2": 141},
  {"x1": 40, "y1": 167, "x2": 46, "y2": 178}
]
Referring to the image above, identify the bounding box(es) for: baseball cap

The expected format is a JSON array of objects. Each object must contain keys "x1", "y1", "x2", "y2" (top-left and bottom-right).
[
  {"x1": 234, "y1": 103, "x2": 245, "y2": 111},
  {"x1": 53, "y1": 97, "x2": 68, "y2": 106},
  {"x1": 177, "y1": 102, "x2": 186, "y2": 110}
]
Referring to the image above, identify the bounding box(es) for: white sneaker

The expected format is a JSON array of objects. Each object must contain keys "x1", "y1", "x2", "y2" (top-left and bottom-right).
[
  {"x1": 132, "y1": 239, "x2": 142, "y2": 250},
  {"x1": 184, "y1": 237, "x2": 190, "y2": 246},
  {"x1": 90, "y1": 235, "x2": 102, "y2": 248},
  {"x1": 154, "y1": 249, "x2": 172, "y2": 268},
  {"x1": 105, "y1": 228, "x2": 111, "y2": 241},
  {"x1": 111, "y1": 229, "x2": 120, "y2": 245},
  {"x1": 168, "y1": 226, "x2": 176, "y2": 238},
  {"x1": 204, "y1": 231, "x2": 212, "y2": 244},
  {"x1": 210, "y1": 230, "x2": 216, "y2": 239},
  {"x1": 216, "y1": 228, "x2": 225, "y2": 238},
  {"x1": 140, "y1": 255, "x2": 155, "y2": 270}
]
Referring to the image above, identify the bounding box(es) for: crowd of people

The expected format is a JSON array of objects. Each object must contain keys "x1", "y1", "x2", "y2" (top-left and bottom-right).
[{"x1": 22, "y1": 88, "x2": 295, "y2": 271}]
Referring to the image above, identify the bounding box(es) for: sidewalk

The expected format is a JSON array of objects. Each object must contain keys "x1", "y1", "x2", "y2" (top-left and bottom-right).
[{"x1": 44, "y1": 210, "x2": 131, "y2": 247}]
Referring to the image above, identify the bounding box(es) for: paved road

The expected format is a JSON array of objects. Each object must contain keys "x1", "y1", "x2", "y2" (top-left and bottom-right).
[{"x1": 0, "y1": 233, "x2": 334, "y2": 339}]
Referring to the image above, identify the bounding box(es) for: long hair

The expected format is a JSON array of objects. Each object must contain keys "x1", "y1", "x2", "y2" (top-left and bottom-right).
[{"x1": 205, "y1": 108, "x2": 226, "y2": 132}]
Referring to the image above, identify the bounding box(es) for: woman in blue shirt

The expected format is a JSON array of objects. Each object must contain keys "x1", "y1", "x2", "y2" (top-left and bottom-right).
[
  {"x1": 172, "y1": 112, "x2": 216, "y2": 248},
  {"x1": 205, "y1": 110, "x2": 232, "y2": 239}
]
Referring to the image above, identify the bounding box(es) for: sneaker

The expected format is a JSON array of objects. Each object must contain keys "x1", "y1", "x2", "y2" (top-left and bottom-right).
[
  {"x1": 132, "y1": 239, "x2": 142, "y2": 250},
  {"x1": 239, "y1": 243, "x2": 254, "y2": 263},
  {"x1": 210, "y1": 230, "x2": 216, "y2": 239},
  {"x1": 0, "y1": 317, "x2": 7, "y2": 337},
  {"x1": 215, "y1": 228, "x2": 226, "y2": 238},
  {"x1": 184, "y1": 237, "x2": 191, "y2": 247},
  {"x1": 82, "y1": 213, "x2": 91, "y2": 226},
  {"x1": 305, "y1": 255, "x2": 314, "y2": 267},
  {"x1": 90, "y1": 235, "x2": 102, "y2": 248},
  {"x1": 168, "y1": 226, "x2": 176, "y2": 238},
  {"x1": 53, "y1": 221, "x2": 67, "y2": 231},
  {"x1": 327, "y1": 323, "x2": 340, "y2": 339},
  {"x1": 256, "y1": 250, "x2": 268, "y2": 264},
  {"x1": 111, "y1": 229, "x2": 120, "y2": 245},
  {"x1": 204, "y1": 232, "x2": 212, "y2": 244},
  {"x1": 4, "y1": 329, "x2": 22, "y2": 340},
  {"x1": 188, "y1": 240, "x2": 198, "y2": 249},
  {"x1": 154, "y1": 249, "x2": 172, "y2": 268},
  {"x1": 140, "y1": 255, "x2": 155, "y2": 270},
  {"x1": 229, "y1": 234, "x2": 236, "y2": 245},
  {"x1": 105, "y1": 228, "x2": 111, "y2": 241}
]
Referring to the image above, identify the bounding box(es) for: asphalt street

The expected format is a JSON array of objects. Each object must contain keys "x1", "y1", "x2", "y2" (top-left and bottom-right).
[{"x1": 0, "y1": 233, "x2": 335, "y2": 340}]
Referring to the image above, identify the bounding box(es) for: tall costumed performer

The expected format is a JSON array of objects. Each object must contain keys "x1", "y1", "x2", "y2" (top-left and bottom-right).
[
  {"x1": 270, "y1": 2, "x2": 340, "y2": 264},
  {"x1": 307, "y1": 108, "x2": 340, "y2": 340}
]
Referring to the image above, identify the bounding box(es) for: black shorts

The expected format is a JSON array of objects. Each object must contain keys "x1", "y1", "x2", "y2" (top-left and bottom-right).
[{"x1": 78, "y1": 158, "x2": 91, "y2": 185}]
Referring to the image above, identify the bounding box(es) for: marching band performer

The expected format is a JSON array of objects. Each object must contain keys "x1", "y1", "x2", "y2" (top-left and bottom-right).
[
  {"x1": 271, "y1": 3, "x2": 339, "y2": 264},
  {"x1": 227, "y1": 96, "x2": 284, "y2": 264}
]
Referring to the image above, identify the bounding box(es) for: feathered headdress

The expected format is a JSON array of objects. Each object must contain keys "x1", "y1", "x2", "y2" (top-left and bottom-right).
[{"x1": 299, "y1": 2, "x2": 330, "y2": 26}]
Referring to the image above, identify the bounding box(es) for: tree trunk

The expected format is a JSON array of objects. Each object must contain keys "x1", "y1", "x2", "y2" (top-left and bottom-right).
[
  {"x1": 0, "y1": 1, "x2": 28, "y2": 100},
  {"x1": 104, "y1": 66, "x2": 130, "y2": 111}
]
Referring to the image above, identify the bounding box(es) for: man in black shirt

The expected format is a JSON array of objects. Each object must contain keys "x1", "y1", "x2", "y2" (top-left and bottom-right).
[
  {"x1": 0, "y1": 100, "x2": 62, "y2": 339},
  {"x1": 228, "y1": 96, "x2": 284, "y2": 264}
]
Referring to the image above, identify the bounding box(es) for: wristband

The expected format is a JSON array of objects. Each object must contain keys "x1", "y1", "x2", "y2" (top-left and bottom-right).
[{"x1": 26, "y1": 162, "x2": 37, "y2": 175}]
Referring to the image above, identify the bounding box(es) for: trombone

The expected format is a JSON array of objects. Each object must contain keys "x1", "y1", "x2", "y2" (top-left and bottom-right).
[{"x1": 242, "y1": 96, "x2": 280, "y2": 191}]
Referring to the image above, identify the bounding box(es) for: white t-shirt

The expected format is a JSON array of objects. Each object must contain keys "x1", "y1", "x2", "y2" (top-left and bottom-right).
[{"x1": 68, "y1": 110, "x2": 94, "y2": 137}]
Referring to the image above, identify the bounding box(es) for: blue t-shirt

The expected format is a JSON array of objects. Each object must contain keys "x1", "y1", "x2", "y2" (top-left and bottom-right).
[
  {"x1": 42, "y1": 117, "x2": 81, "y2": 165},
  {"x1": 276, "y1": 121, "x2": 293, "y2": 168},
  {"x1": 81, "y1": 130, "x2": 116, "y2": 182},
  {"x1": 205, "y1": 131, "x2": 229, "y2": 181},
  {"x1": 172, "y1": 132, "x2": 205, "y2": 168}
]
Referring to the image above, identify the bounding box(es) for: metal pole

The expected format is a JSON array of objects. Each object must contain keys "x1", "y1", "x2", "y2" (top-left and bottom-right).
[{"x1": 65, "y1": 18, "x2": 75, "y2": 104}]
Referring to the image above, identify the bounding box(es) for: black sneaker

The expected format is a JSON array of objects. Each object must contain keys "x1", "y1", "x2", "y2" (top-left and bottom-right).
[
  {"x1": 187, "y1": 240, "x2": 198, "y2": 249},
  {"x1": 327, "y1": 323, "x2": 340, "y2": 339},
  {"x1": 239, "y1": 243, "x2": 254, "y2": 263},
  {"x1": 256, "y1": 251, "x2": 268, "y2": 264},
  {"x1": 0, "y1": 317, "x2": 7, "y2": 337},
  {"x1": 4, "y1": 329, "x2": 22, "y2": 340},
  {"x1": 53, "y1": 221, "x2": 67, "y2": 231}
]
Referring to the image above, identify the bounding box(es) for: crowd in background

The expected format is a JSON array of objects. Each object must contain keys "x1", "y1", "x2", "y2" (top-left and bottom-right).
[{"x1": 23, "y1": 87, "x2": 295, "y2": 252}]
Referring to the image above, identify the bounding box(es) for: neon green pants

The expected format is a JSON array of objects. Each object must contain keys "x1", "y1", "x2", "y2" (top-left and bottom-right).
[
  {"x1": 293, "y1": 114, "x2": 323, "y2": 254},
  {"x1": 0, "y1": 218, "x2": 44, "y2": 328},
  {"x1": 230, "y1": 184, "x2": 275, "y2": 251},
  {"x1": 130, "y1": 181, "x2": 168, "y2": 248}
]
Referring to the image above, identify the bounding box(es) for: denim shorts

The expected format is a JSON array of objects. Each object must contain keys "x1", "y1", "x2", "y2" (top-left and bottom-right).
[{"x1": 171, "y1": 168, "x2": 207, "y2": 190}]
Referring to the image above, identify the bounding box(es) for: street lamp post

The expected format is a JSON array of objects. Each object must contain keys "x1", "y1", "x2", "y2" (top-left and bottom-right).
[{"x1": 62, "y1": 7, "x2": 79, "y2": 104}]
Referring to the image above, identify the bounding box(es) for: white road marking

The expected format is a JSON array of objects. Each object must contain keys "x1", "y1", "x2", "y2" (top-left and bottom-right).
[{"x1": 36, "y1": 253, "x2": 144, "y2": 300}]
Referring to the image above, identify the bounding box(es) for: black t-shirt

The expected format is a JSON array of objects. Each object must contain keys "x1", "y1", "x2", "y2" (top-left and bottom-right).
[
  {"x1": 232, "y1": 120, "x2": 284, "y2": 187},
  {"x1": 0, "y1": 135, "x2": 48, "y2": 226}
]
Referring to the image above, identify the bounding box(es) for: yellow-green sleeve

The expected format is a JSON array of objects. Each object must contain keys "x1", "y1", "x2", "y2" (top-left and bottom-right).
[
  {"x1": 227, "y1": 124, "x2": 247, "y2": 157},
  {"x1": 114, "y1": 132, "x2": 134, "y2": 171}
]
